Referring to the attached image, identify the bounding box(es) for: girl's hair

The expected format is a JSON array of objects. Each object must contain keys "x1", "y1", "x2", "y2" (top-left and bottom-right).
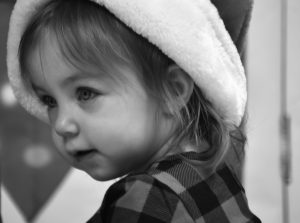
[{"x1": 19, "y1": 0, "x2": 247, "y2": 170}]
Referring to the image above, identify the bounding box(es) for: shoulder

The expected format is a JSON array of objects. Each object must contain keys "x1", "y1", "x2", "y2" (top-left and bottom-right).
[
  {"x1": 88, "y1": 152, "x2": 260, "y2": 223},
  {"x1": 103, "y1": 174, "x2": 173, "y2": 210},
  {"x1": 148, "y1": 152, "x2": 261, "y2": 223},
  {"x1": 94, "y1": 174, "x2": 193, "y2": 223}
]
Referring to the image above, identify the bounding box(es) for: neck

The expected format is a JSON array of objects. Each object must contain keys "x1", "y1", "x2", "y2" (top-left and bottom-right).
[{"x1": 134, "y1": 135, "x2": 210, "y2": 174}]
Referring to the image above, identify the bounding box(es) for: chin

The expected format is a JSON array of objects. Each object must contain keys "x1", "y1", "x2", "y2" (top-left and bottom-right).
[{"x1": 85, "y1": 170, "x2": 120, "y2": 182}]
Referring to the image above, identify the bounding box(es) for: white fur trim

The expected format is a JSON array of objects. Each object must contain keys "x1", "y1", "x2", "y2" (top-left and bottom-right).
[{"x1": 7, "y1": 0, "x2": 247, "y2": 125}]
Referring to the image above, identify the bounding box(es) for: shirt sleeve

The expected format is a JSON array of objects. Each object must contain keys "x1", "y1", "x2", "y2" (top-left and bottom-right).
[{"x1": 88, "y1": 174, "x2": 194, "y2": 223}]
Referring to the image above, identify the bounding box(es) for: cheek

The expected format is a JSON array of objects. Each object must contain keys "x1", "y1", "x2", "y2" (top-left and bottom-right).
[
  {"x1": 95, "y1": 109, "x2": 154, "y2": 138},
  {"x1": 51, "y1": 130, "x2": 60, "y2": 147},
  {"x1": 51, "y1": 131, "x2": 66, "y2": 156},
  {"x1": 94, "y1": 114, "x2": 158, "y2": 155}
]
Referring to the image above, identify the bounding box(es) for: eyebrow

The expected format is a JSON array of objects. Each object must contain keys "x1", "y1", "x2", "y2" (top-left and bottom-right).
[
  {"x1": 31, "y1": 83, "x2": 46, "y2": 94},
  {"x1": 60, "y1": 72, "x2": 96, "y2": 87},
  {"x1": 31, "y1": 71, "x2": 102, "y2": 93}
]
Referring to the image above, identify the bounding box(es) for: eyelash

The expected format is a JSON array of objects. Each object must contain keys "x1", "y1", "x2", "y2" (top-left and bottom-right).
[
  {"x1": 41, "y1": 95, "x2": 57, "y2": 109},
  {"x1": 76, "y1": 87, "x2": 98, "y2": 102},
  {"x1": 39, "y1": 87, "x2": 99, "y2": 109}
]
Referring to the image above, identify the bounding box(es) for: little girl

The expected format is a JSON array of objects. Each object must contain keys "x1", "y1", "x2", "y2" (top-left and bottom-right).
[{"x1": 7, "y1": 0, "x2": 260, "y2": 222}]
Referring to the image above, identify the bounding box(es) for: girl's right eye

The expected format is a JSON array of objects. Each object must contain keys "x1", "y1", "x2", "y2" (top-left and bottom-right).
[{"x1": 40, "y1": 95, "x2": 57, "y2": 108}]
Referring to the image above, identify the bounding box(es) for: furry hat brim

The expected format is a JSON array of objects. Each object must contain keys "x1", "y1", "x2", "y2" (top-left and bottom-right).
[
  {"x1": 7, "y1": 0, "x2": 247, "y2": 126},
  {"x1": 211, "y1": 0, "x2": 253, "y2": 55}
]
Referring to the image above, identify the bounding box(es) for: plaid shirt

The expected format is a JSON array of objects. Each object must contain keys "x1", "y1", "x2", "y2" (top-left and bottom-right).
[{"x1": 87, "y1": 152, "x2": 261, "y2": 223}]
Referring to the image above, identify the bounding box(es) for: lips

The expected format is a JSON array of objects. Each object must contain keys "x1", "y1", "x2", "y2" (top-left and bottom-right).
[{"x1": 72, "y1": 149, "x2": 98, "y2": 162}]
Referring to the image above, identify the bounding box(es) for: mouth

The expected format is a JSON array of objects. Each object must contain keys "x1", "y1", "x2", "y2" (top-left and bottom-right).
[{"x1": 73, "y1": 149, "x2": 98, "y2": 162}]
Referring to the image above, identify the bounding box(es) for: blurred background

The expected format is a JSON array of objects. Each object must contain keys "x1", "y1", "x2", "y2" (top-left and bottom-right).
[{"x1": 0, "y1": 0, "x2": 299, "y2": 222}]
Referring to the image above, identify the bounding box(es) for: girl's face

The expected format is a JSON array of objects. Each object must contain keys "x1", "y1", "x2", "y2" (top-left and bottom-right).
[{"x1": 26, "y1": 36, "x2": 175, "y2": 181}]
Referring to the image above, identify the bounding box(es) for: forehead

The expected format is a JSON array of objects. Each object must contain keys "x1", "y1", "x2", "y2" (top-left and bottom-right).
[
  {"x1": 25, "y1": 34, "x2": 73, "y2": 86},
  {"x1": 25, "y1": 34, "x2": 142, "y2": 92}
]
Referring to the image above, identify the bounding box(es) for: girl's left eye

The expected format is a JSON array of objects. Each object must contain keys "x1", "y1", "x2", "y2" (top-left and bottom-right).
[{"x1": 76, "y1": 87, "x2": 98, "y2": 102}]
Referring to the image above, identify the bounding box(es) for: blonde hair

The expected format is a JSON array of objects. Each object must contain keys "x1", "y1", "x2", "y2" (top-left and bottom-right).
[{"x1": 19, "y1": 0, "x2": 247, "y2": 170}]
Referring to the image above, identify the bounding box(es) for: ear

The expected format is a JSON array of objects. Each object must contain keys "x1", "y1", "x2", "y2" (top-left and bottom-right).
[{"x1": 167, "y1": 65, "x2": 194, "y2": 106}]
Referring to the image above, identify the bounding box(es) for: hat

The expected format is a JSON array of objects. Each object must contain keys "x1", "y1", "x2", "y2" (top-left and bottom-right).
[
  {"x1": 212, "y1": 0, "x2": 253, "y2": 55},
  {"x1": 7, "y1": 0, "x2": 248, "y2": 125}
]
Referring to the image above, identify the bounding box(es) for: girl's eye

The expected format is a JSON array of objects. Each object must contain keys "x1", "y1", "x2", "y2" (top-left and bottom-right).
[
  {"x1": 41, "y1": 95, "x2": 57, "y2": 108},
  {"x1": 77, "y1": 87, "x2": 98, "y2": 102}
]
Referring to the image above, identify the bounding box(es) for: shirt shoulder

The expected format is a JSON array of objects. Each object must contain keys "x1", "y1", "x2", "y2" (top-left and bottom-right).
[
  {"x1": 88, "y1": 173, "x2": 193, "y2": 223},
  {"x1": 88, "y1": 152, "x2": 261, "y2": 223},
  {"x1": 148, "y1": 152, "x2": 261, "y2": 223}
]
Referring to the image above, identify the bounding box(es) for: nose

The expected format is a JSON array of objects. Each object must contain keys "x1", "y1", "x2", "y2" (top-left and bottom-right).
[{"x1": 53, "y1": 106, "x2": 79, "y2": 139}]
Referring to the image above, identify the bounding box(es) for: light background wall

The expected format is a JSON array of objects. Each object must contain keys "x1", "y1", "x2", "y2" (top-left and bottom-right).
[
  {"x1": 245, "y1": 0, "x2": 300, "y2": 222},
  {"x1": 1, "y1": 0, "x2": 300, "y2": 222}
]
